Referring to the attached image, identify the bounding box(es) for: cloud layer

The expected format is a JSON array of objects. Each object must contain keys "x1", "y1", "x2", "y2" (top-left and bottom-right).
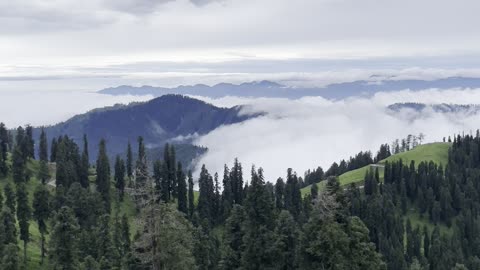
[{"x1": 193, "y1": 88, "x2": 480, "y2": 181}]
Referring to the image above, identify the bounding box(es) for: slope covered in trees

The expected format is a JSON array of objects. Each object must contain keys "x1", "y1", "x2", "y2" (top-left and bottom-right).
[
  {"x1": 301, "y1": 142, "x2": 451, "y2": 196},
  {"x1": 33, "y1": 95, "x2": 256, "y2": 163},
  {"x1": 1, "y1": 120, "x2": 480, "y2": 270}
]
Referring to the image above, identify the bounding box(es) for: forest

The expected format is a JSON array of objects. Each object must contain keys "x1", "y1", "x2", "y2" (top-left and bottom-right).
[{"x1": 0, "y1": 122, "x2": 479, "y2": 270}]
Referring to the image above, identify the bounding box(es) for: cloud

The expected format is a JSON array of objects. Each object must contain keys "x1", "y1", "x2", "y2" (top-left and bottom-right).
[
  {"x1": 192, "y1": 88, "x2": 480, "y2": 182},
  {"x1": 0, "y1": 90, "x2": 153, "y2": 127}
]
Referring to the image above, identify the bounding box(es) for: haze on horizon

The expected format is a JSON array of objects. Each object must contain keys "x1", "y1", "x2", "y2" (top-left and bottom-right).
[{"x1": 0, "y1": 0, "x2": 479, "y2": 91}]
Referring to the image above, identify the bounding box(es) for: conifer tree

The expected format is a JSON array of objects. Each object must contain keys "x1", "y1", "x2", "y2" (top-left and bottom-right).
[
  {"x1": 135, "y1": 137, "x2": 148, "y2": 188},
  {"x1": 39, "y1": 128, "x2": 48, "y2": 162},
  {"x1": 114, "y1": 155, "x2": 126, "y2": 200},
  {"x1": 0, "y1": 207, "x2": 17, "y2": 246},
  {"x1": 79, "y1": 134, "x2": 90, "y2": 188},
  {"x1": 96, "y1": 139, "x2": 111, "y2": 212},
  {"x1": 4, "y1": 183, "x2": 16, "y2": 215},
  {"x1": 126, "y1": 141, "x2": 133, "y2": 179},
  {"x1": 33, "y1": 184, "x2": 50, "y2": 264},
  {"x1": 16, "y1": 183, "x2": 30, "y2": 265},
  {"x1": 188, "y1": 170, "x2": 195, "y2": 218},
  {"x1": 11, "y1": 146, "x2": 25, "y2": 184},
  {"x1": 177, "y1": 162, "x2": 188, "y2": 214},
  {"x1": 219, "y1": 205, "x2": 245, "y2": 269},
  {"x1": 50, "y1": 137, "x2": 57, "y2": 162},
  {"x1": 242, "y1": 167, "x2": 276, "y2": 269},
  {"x1": 49, "y1": 206, "x2": 79, "y2": 270},
  {"x1": 37, "y1": 159, "x2": 50, "y2": 184},
  {"x1": 25, "y1": 125, "x2": 35, "y2": 160},
  {"x1": 222, "y1": 165, "x2": 233, "y2": 218},
  {"x1": 274, "y1": 210, "x2": 299, "y2": 270}
]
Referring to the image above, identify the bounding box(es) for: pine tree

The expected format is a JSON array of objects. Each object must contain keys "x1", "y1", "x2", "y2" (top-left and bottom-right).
[
  {"x1": 274, "y1": 210, "x2": 299, "y2": 270},
  {"x1": 222, "y1": 165, "x2": 233, "y2": 218},
  {"x1": 49, "y1": 206, "x2": 79, "y2": 270},
  {"x1": 25, "y1": 125, "x2": 35, "y2": 159},
  {"x1": 37, "y1": 160, "x2": 50, "y2": 184},
  {"x1": 39, "y1": 128, "x2": 48, "y2": 162},
  {"x1": 50, "y1": 137, "x2": 57, "y2": 162},
  {"x1": 4, "y1": 183, "x2": 16, "y2": 215},
  {"x1": 0, "y1": 207, "x2": 17, "y2": 245},
  {"x1": 11, "y1": 146, "x2": 26, "y2": 184},
  {"x1": 126, "y1": 141, "x2": 133, "y2": 179},
  {"x1": 33, "y1": 184, "x2": 50, "y2": 265},
  {"x1": 114, "y1": 155, "x2": 126, "y2": 201},
  {"x1": 219, "y1": 205, "x2": 245, "y2": 269},
  {"x1": 79, "y1": 134, "x2": 90, "y2": 188},
  {"x1": 188, "y1": 171, "x2": 195, "y2": 218},
  {"x1": 242, "y1": 167, "x2": 276, "y2": 269},
  {"x1": 198, "y1": 165, "x2": 215, "y2": 224},
  {"x1": 177, "y1": 162, "x2": 188, "y2": 214},
  {"x1": 96, "y1": 139, "x2": 111, "y2": 212},
  {"x1": 16, "y1": 183, "x2": 30, "y2": 265},
  {"x1": 135, "y1": 136, "x2": 148, "y2": 188},
  {"x1": 120, "y1": 214, "x2": 131, "y2": 255}
]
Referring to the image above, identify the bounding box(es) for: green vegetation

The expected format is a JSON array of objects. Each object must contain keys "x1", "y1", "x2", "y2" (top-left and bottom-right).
[{"x1": 302, "y1": 142, "x2": 451, "y2": 196}]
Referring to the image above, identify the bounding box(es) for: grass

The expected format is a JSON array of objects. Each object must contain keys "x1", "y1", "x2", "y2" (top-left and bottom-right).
[{"x1": 301, "y1": 142, "x2": 451, "y2": 196}]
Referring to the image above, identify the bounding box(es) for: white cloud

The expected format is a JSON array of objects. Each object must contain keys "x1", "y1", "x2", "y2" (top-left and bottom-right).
[{"x1": 193, "y1": 88, "x2": 480, "y2": 182}]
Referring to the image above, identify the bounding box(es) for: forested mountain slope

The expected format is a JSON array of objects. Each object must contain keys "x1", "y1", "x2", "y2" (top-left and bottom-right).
[{"x1": 33, "y1": 95, "x2": 255, "y2": 163}]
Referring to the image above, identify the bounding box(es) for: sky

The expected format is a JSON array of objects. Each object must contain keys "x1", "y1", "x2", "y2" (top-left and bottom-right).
[{"x1": 0, "y1": 0, "x2": 480, "y2": 91}]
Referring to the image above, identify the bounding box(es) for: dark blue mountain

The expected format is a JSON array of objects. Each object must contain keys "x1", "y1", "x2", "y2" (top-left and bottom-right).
[
  {"x1": 98, "y1": 77, "x2": 480, "y2": 99},
  {"x1": 34, "y1": 95, "x2": 256, "y2": 165}
]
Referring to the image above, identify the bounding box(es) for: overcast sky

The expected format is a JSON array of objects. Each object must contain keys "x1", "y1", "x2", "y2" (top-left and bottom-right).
[{"x1": 1, "y1": 0, "x2": 480, "y2": 91}]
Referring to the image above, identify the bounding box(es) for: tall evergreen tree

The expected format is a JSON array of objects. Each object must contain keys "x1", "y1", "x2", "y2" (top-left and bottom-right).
[
  {"x1": 114, "y1": 155, "x2": 126, "y2": 201},
  {"x1": 219, "y1": 205, "x2": 245, "y2": 270},
  {"x1": 135, "y1": 137, "x2": 148, "y2": 188},
  {"x1": 49, "y1": 206, "x2": 79, "y2": 270},
  {"x1": 39, "y1": 128, "x2": 48, "y2": 162},
  {"x1": 79, "y1": 134, "x2": 90, "y2": 188},
  {"x1": 241, "y1": 167, "x2": 276, "y2": 269},
  {"x1": 188, "y1": 171, "x2": 195, "y2": 218},
  {"x1": 16, "y1": 183, "x2": 30, "y2": 265},
  {"x1": 126, "y1": 141, "x2": 133, "y2": 179},
  {"x1": 11, "y1": 146, "x2": 26, "y2": 184},
  {"x1": 274, "y1": 210, "x2": 299, "y2": 270},
  {"x1": 4, "y1": 183, "x2": 16, "y2": 215},
  {"x1": 50, "y1": 137, "x2": 57, "y2": 162},
  {"x1": 96, "y1": 139, "x2": 111, "y2": 212},
  {"x1": 33, "y1": 184, "x2": 50, "y2": 265},
  {"x1": 177, "y1": 162, "x2": 188, "y2": 214},
  {"x1": 25, "y1": 125, "x2": 35, "y2": 160}
]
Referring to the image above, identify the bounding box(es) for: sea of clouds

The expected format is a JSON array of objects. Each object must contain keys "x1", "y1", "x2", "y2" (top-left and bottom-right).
[
  {"x1": 191, "y1": 88, "x2": 480, "y2": 181},
  {"x1": 2, "y1": 86, "x2": 480, "y2": 182}
]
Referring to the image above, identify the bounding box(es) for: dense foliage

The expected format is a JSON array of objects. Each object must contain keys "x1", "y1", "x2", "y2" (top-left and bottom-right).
[{"x1": 1, "y1": 121, "x2": 480, "y2": 270}]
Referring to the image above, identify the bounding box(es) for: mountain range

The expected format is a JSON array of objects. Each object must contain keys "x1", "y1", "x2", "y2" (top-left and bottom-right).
[{"x1": 98, "y1": 77, "x2": 480, "y2": 99}]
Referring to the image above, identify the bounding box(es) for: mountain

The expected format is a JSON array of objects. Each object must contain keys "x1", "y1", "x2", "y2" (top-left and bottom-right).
[
  {"x1": 98, "y1": 77, "x2": 480, "y2": 99},
  {"x1": 34, "y1": 95, "x2": 257, "y2": 165},
  {"x1": 387, "y1": 103, "x2": 480, "y2": 114}
]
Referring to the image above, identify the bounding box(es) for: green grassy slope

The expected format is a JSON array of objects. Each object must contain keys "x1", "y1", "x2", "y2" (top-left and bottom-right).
[{"x1": 301, "y1": 142, "x2": 451, "y2": 196}]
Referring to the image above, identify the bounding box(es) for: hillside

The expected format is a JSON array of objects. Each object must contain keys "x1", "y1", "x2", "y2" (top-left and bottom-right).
[
  {"x1": 33, "y1": 95, "x2": 256, "y2": 163},
  {"x1": 301, "y1": 142, "x2": 451, "y2": 196}
]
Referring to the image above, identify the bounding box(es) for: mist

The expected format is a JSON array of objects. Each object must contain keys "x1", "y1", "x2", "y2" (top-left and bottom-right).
[
  {"x1": 193, "y1": 88, "x2": 480, "y2": 181},
  {"x1": 0, "y1": 90, "x2": 153, "y2": 127}
]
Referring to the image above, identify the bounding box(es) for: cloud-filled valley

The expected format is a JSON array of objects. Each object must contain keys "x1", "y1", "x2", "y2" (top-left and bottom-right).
[{"x1": 192, "y1": 88, "x2": 480, "y2": 181}]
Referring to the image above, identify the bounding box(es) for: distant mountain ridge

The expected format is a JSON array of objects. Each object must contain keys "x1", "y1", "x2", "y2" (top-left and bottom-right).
[
  {"x1": 99, "y1": 77, "x2": 480, "y2": 99},
  {"x1": 34, "y1": 95, "x2": 257, "y2": 165},
  {"x1": 387, "y1": 103, "x2": 480, "y2": 114}
]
